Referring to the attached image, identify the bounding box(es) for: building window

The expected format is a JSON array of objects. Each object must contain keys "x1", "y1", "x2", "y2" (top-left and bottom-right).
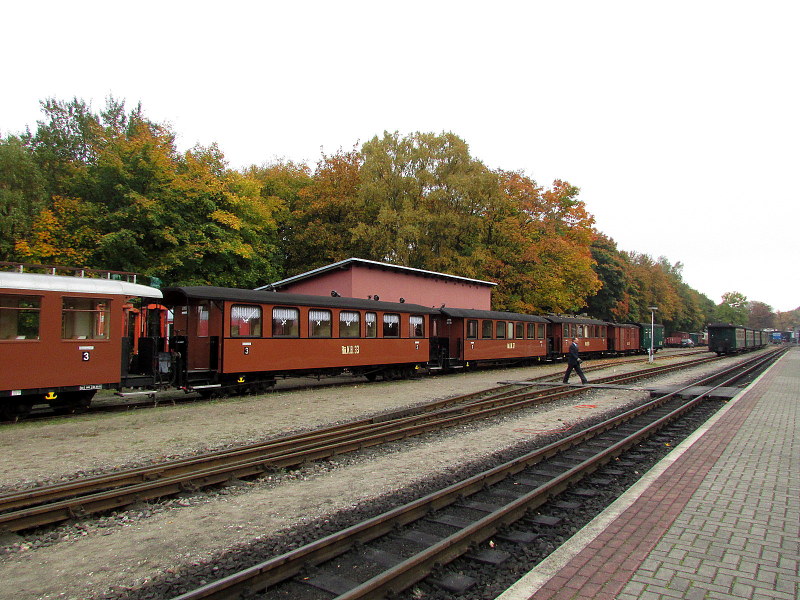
[
  {"x1": 62, "y1": 297, "x2": 110, "y2": 340},
  {"x1": 231, "y1": 304, "x2": 262, "y2": 337},
  {"x1": 309, "y1": 309, "x2": 332, "y2": 338},
  {"x1": 272, "y1": 307, "x2": 299, "y2": 337},
  {"x1": 383, "y1": 313, "x2": 400, "y2": 338},
  {"x1": 0, "y1": 295, "x2": 40, "y2": 340},
  {"x1": 482, "y1": 320, "x2": 493, "y2": 339},
  {"x1": 340, "y1": 311, "x2": 360, "y2": 338},
  {"x1": 467, "y1": 320, "x2": 478, "y2": 339},
  {"x1": 410, "y1": 315, "x2": 425, "y2": 338}
]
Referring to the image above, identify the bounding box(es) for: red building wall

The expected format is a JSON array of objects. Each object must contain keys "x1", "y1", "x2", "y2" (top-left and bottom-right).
[{"x1": 272, "y1": 261, "x2": 493, "y2": 310}]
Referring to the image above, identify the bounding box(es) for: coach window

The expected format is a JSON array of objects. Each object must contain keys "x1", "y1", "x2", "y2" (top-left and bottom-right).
[
  {"x1": 537, "y1": 323, "x2": 546, "y2": 339},
  {"x1": 0, "y1": 295, "x2": 40, "y2": 340},
  {"x1": 195, "y1": 303, "x2": 210, "y2": 337},
  {"x1": 340, "y1": 311, "x2": 360, "y2": 338},
  {"x1": 481, "y1": 320, "x2": 493, "y2": 339},
  {"x1": 62, "y1": 298, "x2": 110, "y2": 340},
  {"x1": 309, "y1": 309, "x2": 332, "y2": 338},
  {"x1": 496, "y1": 321, "x2": 506, "y2": 339},
  {"x1": 527, "y1": 323, "x2": 535, "y2": 339},
  {"x1": 383, "y1": 313, "x2": 400, "y2": 338},
  {"x1": 272, "y1": 307, "x2": 299, "y2": 337},
  {"x1": 231, "y1": 305, "x2": 262, "y2": 337},
  {"x1": 410, "y1": 315, "x2": 425, "y2": 338},
  {"x1": 515, "y1": 322, "x2": 524, "y2": 339},
  {"x1": 383, "y1": 313, "x2": 400, "y2": 337},
  {"x1": 365, "y1": 312, "x2": 377, "y2": 338},
  {"x1": 467, "y1": 320, "x2": 478, "y2": 339}
]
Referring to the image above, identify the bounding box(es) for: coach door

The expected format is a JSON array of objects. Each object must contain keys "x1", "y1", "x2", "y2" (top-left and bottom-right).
[{"x1": 186, "y1": 300, "x2": 219, "y2": 372}]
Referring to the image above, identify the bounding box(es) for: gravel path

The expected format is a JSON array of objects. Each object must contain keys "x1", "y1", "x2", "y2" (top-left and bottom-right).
[{"x1": 0, "y1": 354, "x2": 725, "y2": 600}]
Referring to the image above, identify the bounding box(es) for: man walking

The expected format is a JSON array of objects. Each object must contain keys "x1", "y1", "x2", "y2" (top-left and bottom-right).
[{"x1": 563, "y1": 336, "x2": 588, "y2": 384}]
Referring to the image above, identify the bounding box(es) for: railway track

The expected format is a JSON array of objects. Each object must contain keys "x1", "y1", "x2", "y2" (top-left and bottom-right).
[
  {"x1": 170, "y1": 348, "x2": 784, "y2": 600},
  {"x1": 0, "y1": 352, "x2": 723, "y2": 533}
]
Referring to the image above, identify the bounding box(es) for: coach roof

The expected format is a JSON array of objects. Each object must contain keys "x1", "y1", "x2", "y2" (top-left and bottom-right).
[
  {"x1": 439, "y1": 307, "x2": 549, "y2": 322},
  {"x1": 0, "y1": 271, "x2": 163, "y2": 298},
  {"x1": 161, "y1": 286, "x2": 436, "y2": 313}
]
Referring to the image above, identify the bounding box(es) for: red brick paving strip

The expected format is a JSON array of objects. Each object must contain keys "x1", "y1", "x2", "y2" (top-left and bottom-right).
[{"x1": 528, "y1": 366, "x2": 773, "y2": 600}]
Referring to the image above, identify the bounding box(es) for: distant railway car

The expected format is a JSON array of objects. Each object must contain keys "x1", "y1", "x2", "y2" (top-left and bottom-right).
[
  {"x1": 636, "y1": 322, "x2": 664, "y2": 355},
  {"x1": 429, "y1": 308, "x2": 549, "y2": 369},
  {"x1": 545, "y1": 315, "x2": 609, "y2": 357},
  {"x1": 160, "y1": 287, "x2": 435, "y2": 391},
  {"x1": 707, "y1": 323, "x2": 767, "y2": 355},
  {"x1": 607, "y1": 322, "x2": 640, "y2": 355},
  {"x1": 0, "y1": 269, "x2": 163, "y2": 419}
]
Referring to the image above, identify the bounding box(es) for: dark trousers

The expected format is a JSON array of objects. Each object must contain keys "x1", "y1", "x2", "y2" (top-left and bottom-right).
[{"x1": 563, "y1": 362, "x2": 587, "y2": 383}]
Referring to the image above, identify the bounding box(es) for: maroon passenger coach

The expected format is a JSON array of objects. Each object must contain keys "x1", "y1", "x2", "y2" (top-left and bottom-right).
[
  {"x1": 0, "y1": 269, "x2": 164, "y2": 419},
  {"x1": 429, "y1": 307, "x2": 549, "y2": 369},
  {"x1": 161, "y1": 286, "x2": 436, "y2": 393}
]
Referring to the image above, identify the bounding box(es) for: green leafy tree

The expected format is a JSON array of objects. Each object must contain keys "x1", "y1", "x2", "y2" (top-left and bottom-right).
[
  {"x1": 585, "y1": 233, "x2": 632, "y2": 320},
  {"x1": 716, "y1": 291, "x2": 749, "y2": 325},
  {"x1": 0, "y1": 135, "x2": 48, "y2": 261}
]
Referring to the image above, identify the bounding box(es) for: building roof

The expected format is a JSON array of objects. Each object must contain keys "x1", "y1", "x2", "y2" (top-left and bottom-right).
[{"x1": 256, "y1": 258, "x2": 497, "y2": 291}]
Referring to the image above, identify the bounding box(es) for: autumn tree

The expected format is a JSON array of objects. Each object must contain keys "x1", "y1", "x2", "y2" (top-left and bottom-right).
[
  {"x1": 747, "y1": 301, "x2": 775, "y2": 329},
  {"x1": 488, "y1": 173, "x2": 599, "y2": 313},
  {"x1": 14, "y1": 97, "x2": 283, "y2": 286},
  {"x1": 279, "y1": 149, "x2": 365, "y2": 275}
]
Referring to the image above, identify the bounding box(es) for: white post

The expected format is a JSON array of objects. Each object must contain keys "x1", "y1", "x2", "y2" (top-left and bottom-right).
[{"x1": 648, "y1": 306, "x2": 658, "y2": 363}]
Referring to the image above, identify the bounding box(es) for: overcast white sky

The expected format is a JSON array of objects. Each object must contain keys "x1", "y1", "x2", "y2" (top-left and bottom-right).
[{"x1": 3, "y1": 1, "x2": 798, "y2": 311}]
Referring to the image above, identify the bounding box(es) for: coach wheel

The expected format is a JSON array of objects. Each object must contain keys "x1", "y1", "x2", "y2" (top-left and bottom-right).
[
  {"x1": 50, "y1": 391, "x2": 95, "y2": 415},
  {"x1": 382, "y1": 368, "x2": 399, "y2": 381},
  {"x1": 1, "y1": 399, "x2": 33, "y2": 421},
  {"x1": 364, "y1": 371, "x2": 378, "y2": 382}
]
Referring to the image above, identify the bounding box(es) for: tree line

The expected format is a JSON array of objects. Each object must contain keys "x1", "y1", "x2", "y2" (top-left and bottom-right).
[{"x1": 1, "y1": 97, "x2": 796, "y2": 333}]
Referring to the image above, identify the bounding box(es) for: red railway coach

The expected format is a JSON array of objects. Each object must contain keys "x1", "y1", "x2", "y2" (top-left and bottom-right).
[
  {"x1": 545, "y1": 315, "x2": 609, "y2": 357},
  {"x1": 160, "y1": 287, "x2": 436, "y2": 393},
  {"x1": 607, "y1": 322, "x2": 641, "y2": 355},
  {"x1": 429, "y1": 308, "x2": 549, "y2": 369},
  {"x1": 0, "y1": 269, "x2": 164, "y2": 419}
]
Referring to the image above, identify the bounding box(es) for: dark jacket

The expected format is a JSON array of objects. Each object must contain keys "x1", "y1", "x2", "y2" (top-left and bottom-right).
[{"x1": 567, "y1": 341, "x2": 581, "y2": 365}]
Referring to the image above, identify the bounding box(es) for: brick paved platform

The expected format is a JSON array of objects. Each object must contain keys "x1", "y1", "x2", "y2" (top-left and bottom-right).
[{"x1": 498, "y1": 346, "x2": 799, "y2": 600}]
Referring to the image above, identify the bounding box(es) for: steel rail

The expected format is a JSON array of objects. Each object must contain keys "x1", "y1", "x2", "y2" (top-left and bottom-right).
[{"x1": 170, "y1": 348, "x2": 783, "y2": 600}]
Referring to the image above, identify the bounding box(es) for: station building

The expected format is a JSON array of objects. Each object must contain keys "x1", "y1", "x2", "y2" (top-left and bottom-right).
[{"x1": 257, "y1": 258, "x2": 496, "y2": 310}]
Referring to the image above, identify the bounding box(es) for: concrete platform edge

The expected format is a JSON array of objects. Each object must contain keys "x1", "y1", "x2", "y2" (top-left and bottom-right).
[{"x1": 495, "y1": 354, "x2": 783, "y2": 600}]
